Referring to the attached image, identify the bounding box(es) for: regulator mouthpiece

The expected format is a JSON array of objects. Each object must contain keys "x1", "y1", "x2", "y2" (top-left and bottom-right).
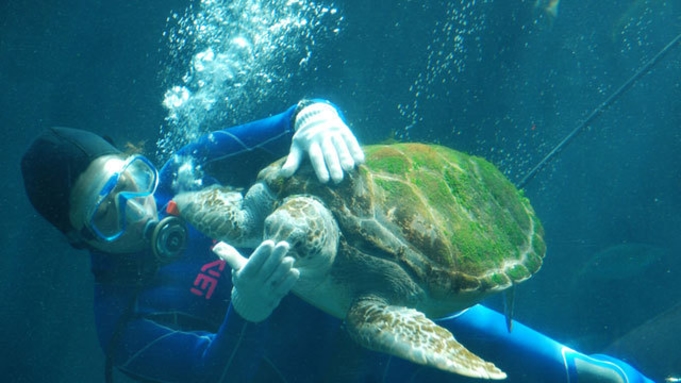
[{"x1": 145, "y1": 216, "x2": 188, "y2": 264}]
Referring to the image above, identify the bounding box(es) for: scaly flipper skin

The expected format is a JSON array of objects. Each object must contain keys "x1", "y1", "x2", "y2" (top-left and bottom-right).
[{"x1": 345, "y1": 297, "x2": 507, "y2": 380}]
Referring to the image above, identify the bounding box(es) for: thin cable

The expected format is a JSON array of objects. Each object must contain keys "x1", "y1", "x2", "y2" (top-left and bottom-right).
[{"x1": 517, "y1": 31, "x2": 681, "y2": 189}]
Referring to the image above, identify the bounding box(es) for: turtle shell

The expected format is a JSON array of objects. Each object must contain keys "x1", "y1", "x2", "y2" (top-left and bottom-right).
[{"x1": 257, "y1": 143, "x2": 545, "y2": 301}]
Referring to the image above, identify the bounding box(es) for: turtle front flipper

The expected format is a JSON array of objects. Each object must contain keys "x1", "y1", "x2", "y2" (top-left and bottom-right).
[{"x1": 345, "y1": 297, "x2": 507, "y2": 380}]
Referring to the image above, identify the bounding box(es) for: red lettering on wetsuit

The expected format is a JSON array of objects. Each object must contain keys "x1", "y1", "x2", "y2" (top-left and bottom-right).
[{"x1": 190, "y1": 259, "x2": 227, "y2": 299}]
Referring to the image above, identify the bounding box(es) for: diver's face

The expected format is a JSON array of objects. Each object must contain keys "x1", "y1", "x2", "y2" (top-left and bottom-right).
[{"x1": 70, "y1": 154, "x2": 159, "y2": 254}]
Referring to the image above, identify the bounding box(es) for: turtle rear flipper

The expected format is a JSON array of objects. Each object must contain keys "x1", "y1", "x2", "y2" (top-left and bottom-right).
[{"x1": 345, "y1": 298, "x2": 507, "y2": 380}]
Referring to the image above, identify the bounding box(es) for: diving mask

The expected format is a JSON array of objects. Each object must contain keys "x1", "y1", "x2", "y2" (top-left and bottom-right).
[{"x1": 84, "y1": 155, "x2": 159, "y2": 242}]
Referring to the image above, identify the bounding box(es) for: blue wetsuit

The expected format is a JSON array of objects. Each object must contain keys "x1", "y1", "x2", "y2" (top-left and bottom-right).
[{"x1": 91, "y1": 103, "x2": 653, "y2": 382}]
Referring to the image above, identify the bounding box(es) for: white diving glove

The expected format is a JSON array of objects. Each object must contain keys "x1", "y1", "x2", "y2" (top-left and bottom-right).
[
  {"x1": 213, "y1": 241, "x2": 300, "y2": 322},
  {"x1": 281, "y1": 102, "x2": 365, "y2": 183}
]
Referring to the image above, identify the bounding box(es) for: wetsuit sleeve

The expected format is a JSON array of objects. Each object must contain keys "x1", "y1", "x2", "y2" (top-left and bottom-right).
[
  {"x1": 437, "y1": 305, "x2": 654, "y2": 382},
  {"x1": 173, "y1": 104, "x2": 297, "y2": 172},
  {"x1": 156, "y1": 104, "x2": 298, "y2": 204}
]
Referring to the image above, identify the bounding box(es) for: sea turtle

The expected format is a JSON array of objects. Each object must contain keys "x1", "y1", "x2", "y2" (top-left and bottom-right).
[{"x1": 173, "y1": 143, "x2": 545, "y2": 379}]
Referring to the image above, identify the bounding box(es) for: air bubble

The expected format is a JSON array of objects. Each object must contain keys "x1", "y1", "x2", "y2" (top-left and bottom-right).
[{"x1": 157, "y1": 0, "x2": 344, "y2": 159}]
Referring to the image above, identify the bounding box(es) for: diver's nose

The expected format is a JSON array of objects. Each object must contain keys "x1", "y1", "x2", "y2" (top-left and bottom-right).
[{"x1": 126, "y1": 197, "x2": 154, "y2": 222}]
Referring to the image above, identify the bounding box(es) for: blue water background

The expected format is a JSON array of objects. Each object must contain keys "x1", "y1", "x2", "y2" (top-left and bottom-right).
[{"x1": 1, "y1": 0, "x2": 680, "y2": 381}]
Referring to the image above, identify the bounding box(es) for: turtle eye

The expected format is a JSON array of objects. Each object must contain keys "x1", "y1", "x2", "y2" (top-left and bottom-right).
[{"x1": 278, "y1": 233, "x2": 304, "y2": 259}]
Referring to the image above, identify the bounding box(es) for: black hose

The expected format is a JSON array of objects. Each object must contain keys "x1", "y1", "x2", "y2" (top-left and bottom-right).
[{"x1": 517, "y1": 32, "x2": 681, "y2": 189}]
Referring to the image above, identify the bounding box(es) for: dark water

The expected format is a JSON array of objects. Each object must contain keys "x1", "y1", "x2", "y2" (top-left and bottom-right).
[{"x1": 2, "y1": 0, "x2": 680, "y2": 382}]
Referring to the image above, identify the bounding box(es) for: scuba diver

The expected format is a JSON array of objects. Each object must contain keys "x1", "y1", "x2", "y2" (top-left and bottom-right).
[{"x1": 21, "y1": 99, "x2": 653, "y2": 382}]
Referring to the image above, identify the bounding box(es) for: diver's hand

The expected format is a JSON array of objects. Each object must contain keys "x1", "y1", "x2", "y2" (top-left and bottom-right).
[
  {"x1": 213, "y1": 241, "x2": 299, "y2": 322},
  {"x1": 281, "y1": 102, "x2": 365, "y2": 183}
]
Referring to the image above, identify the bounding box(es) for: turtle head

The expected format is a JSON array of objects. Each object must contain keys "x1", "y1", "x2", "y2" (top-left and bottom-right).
[{"x1": 264, "y1": 195, "x2": 339, "y2": 284}]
